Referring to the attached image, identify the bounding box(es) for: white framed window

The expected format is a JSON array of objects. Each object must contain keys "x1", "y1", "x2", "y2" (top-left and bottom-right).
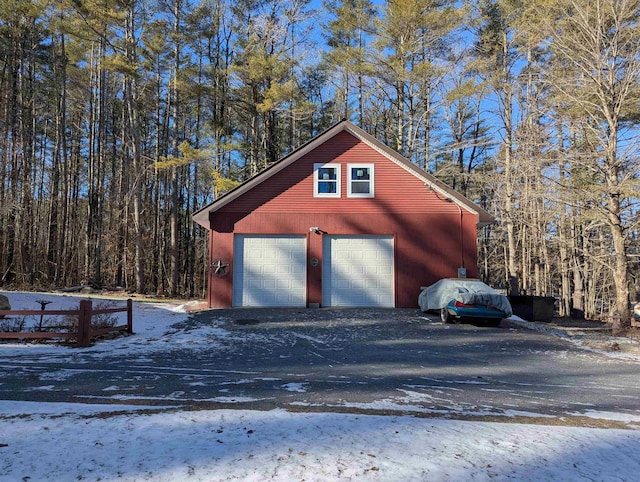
[
  {"x1": 347, "y1": 164, "x2": 374, "y2": 198},
  {"x1": 314, "y1": 163, "x2": 341, "y2": 198}
]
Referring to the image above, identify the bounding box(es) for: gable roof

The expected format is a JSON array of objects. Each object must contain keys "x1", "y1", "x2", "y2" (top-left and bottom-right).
[{"x1": 193, "y1": 120, "x2": 495, "y2": 228}]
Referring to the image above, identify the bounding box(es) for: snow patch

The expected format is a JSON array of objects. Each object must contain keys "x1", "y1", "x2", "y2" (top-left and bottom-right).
[
  {"x1": 3, "y1": 406, "x2": 640, "y2": 481},
  {"x1": 567, "y1": 410, "x2": 640, "y2": 423},
  {"x1": 282, "y1": 382, "x2": 309, "y2": 392}
]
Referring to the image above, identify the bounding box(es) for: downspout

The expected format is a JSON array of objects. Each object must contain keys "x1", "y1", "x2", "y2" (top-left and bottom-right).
[
  {"x1": 208, "y1": 217, "x2": 214, "y2": 308},
  {"x1": 457, "y1": 203, "x2": 465, "y2": 271}
]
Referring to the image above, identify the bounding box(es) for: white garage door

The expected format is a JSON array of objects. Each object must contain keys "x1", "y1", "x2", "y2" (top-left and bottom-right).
[
  {"x1": 322, "y1": 235, "x2": 394, "y2": 307},
  {"x1": 233, "y1": 235, "x2": 306, "y2": 307}
]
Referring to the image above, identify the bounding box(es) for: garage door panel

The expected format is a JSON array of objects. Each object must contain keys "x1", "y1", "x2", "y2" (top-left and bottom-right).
[
  {"x1": 263, "y1": 279, "x2": 278, "y2": 290},
  {"x1": 277, "y1": 279, "x2": 293, "y2": 289},
  {"x1": 247, "y1": 279, "x2": 261, "y2": 289},
  {"x1": 364, "y1": 265, "x2": 379, "y2": 276},
  {"x1": 263, "y1": 265, "x2": 277, "y2": 275},
  {"x1": 322, "y1": 236, "x2": 394, "y2": 307},
  {"x1": 351, "y1": 279, "x2": 365, "y2": 289},
  {"x1": 233, "y1": 235, "x2": 306, "y2": 307}
]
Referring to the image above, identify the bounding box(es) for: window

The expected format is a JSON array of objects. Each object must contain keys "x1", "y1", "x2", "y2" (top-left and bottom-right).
[
  {"x1": 347, "y1": 164, "x2": 374, "y2": 198},
  {"x1": 314, "y1": 163, "x2": 341, "y2": 197}
]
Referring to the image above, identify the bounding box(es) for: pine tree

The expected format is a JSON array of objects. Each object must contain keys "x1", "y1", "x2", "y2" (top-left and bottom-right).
[
  {"x1": 322, "y1": 0, "x2": 375, "y2": 125},
  {"x1": 373, "y1": 0, "x2": 463, "y2": 161},
  {"x1": 231, "y1": 0, "x2": 312, "y2": 172},
  {"x1": 473, "y1": 0, "x2": 526, "y2": 294}
]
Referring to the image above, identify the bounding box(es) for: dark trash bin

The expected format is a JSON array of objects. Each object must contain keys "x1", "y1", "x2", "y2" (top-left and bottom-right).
[{"x1": 508, "y1": 295, "x2": 555, "y2": 322}]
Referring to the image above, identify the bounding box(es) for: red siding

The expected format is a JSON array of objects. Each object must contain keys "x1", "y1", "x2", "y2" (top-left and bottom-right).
[
  {"x1": 218, "y1": 131, "x2": 461, "y2": 215},
  {"x1": 208, "y1": 131, "x2": 481, "y2": 309}
]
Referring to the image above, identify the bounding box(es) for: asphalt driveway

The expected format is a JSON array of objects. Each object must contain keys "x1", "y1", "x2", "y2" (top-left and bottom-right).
[{"x1": 2, "y1": 308, "x2": 640, "y2": 426}]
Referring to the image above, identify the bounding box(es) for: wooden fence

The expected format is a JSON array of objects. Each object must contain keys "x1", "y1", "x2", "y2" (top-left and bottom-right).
[{"x1": 0, "y1": 299, "x2": 133, "y2": 347}]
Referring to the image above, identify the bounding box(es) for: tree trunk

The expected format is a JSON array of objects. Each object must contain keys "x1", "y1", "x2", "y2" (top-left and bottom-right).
[
  {"x1": 169, "y1": 0, "x2": 182, "y2": 297},
  {"x1": 125, "y1": 0, "x2": 145, "y2": 293}
]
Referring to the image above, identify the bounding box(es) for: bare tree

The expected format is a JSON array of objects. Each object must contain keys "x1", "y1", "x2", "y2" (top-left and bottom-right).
[{"x1": 536, "y1": 0, "x2": 640, "y2": 327}]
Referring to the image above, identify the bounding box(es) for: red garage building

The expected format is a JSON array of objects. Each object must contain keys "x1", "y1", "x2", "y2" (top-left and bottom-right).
[{"x1": 193, "y1": 120, "x2": 494, "y2": 309}]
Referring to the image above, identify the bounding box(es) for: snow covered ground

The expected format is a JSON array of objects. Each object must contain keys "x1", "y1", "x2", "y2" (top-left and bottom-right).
[
  {"x1": 2, "y1": 291, "x2": 640, "y2": 481},
  {"x1": 0, "y1": 291, "x2": 211, "y2": 357},
  {"x1": 3, "y1": 402, "x2": 640, "y2": 481}
]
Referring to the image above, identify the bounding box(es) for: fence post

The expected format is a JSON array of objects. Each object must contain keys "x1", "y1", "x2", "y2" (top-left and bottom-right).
[
  {"x1": 127, "y1": 299, "x2": 133, "y2": 334},
  {"x1": 76, "y1": 299, "x2": 92, "y2": 348}
]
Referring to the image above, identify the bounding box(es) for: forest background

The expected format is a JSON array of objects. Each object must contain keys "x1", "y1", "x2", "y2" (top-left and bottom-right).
[{"x1": 1, "y1": 0, "x2": 639, "y2": 325}]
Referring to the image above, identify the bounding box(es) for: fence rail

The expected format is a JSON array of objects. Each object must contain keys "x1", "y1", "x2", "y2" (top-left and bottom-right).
[{"x1": 0, "y1": 299, "x2": 133, "y2": 347}]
